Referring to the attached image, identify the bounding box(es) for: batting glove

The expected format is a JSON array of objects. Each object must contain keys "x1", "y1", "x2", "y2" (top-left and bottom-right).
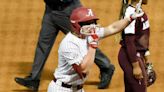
[{"x1": 87, "y1": 33, "x2": 99, "y2": 49}]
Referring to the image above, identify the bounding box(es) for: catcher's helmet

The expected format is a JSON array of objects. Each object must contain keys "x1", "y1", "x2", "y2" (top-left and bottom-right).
[{"x1": 70, "y1": 7, "x2": 99, "y2": 35}]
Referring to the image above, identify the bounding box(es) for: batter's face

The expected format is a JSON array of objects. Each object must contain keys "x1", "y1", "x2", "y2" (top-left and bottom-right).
[{"x1": 79, "y1": 20, "x2": 97, "y2": 39}]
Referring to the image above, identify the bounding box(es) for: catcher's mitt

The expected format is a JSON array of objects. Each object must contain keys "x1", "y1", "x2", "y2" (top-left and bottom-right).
[{"x1": 146, "y1": 63, "x2": 156, "y2": 87}]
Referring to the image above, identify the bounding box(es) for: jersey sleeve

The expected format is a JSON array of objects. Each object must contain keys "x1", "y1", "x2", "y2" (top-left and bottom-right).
[
  {"x1": 62, "y1": 44, "x2": 83, "y2": 66},
  {"x1": 125, "y1": 35, "x2": 138, "y2": 63},
  {"x1": 123, "y1": 6, "x2": 138, "y2": 63},
  {"x1": 124, "y1": 6, "x2": 136, "y2": 34}
]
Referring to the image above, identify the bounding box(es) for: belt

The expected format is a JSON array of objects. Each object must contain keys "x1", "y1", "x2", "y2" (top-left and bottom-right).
[{"x1": 53, "y1": 78, "x2": 83, "y2": 90}]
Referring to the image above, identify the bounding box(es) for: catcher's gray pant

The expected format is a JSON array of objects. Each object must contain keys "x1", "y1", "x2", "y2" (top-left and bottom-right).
[
  {"x1": 30, "y1": 0, "x2": 113, "y2": 80},
  {"x1": 48, "y1": 80, "x2": 84, "y2": 92}
]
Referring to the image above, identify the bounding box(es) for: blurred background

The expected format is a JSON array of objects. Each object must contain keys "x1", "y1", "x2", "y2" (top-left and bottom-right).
[{"x1": 0, "y1": 0, "x2": 164, "y2": 92}]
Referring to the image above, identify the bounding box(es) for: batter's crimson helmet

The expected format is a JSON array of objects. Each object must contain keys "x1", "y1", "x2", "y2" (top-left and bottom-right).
[{"x1": 70, "y1": 7, "x2": 99, "y2": 35}]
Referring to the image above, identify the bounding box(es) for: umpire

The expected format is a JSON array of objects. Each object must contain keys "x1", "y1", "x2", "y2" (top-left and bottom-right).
[{"x1": 15, "y1": 0, "x2": 115, "y2": 91}]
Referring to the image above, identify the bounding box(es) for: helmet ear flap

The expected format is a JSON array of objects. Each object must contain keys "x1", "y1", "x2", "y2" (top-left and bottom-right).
[{"x1": 71, "y1": 22, "x2": 81, "y2": 34}]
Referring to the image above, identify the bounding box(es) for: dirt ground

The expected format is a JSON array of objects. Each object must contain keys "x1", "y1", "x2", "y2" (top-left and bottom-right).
[{"x1": 0, "y1": 0, "x2": 164, "y2": 92}]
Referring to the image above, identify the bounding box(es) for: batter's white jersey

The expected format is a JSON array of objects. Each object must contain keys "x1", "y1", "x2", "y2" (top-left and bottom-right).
[{"x1": 48, "y1": 32, "x2": 88, "y2": 92}]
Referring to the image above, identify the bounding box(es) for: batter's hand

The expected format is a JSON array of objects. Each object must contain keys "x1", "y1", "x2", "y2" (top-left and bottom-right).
[{"x1": 87, "y1": 33, "x2": 99, "y2": 49}]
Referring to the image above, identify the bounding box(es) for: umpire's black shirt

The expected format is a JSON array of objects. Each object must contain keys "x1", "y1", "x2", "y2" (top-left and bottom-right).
[{"x1": 44, "y1": 0, "x2": 78, "y2": 10}]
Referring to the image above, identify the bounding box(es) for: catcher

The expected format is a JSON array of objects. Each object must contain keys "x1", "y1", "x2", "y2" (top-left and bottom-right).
[{"x1": 118, "y1": 0, "x2": 156, "y2": 92}]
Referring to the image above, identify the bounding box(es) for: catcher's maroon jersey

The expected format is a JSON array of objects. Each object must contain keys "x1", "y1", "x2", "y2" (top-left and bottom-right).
[
  {"x1": 118, "y1": 5, "x2": 150, "y2": 92},
  {"x1": 134, "y1": 13, "x2": 150, "y2": 51},
  {"x1": 120, "y1": 5, "x2": 150, "y2": 63},
  {"x1": 121, "y1": 13, "x2": 150, "y2": 51}
]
